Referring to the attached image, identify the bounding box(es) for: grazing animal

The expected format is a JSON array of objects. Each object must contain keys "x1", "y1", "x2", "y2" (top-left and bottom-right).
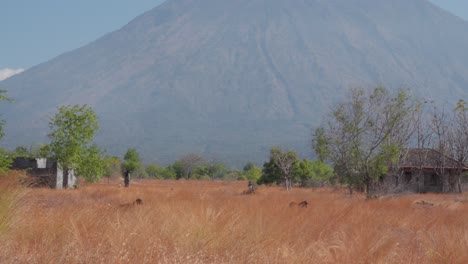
[
  {"x1": 120, "y1": 198, "x2": 143, "y2": 208},
  {"x1": 289, "y1": 200, "x2": 309, "y2": 208},
  {"x1": 416, "y1": 200, "x2": 433, "y2": 206}
]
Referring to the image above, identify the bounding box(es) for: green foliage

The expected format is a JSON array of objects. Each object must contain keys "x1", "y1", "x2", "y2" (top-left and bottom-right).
[
  {"x1": 145, "y1": 163, "x2": 163, "y2": 179},
  {"x1": 34, "y1": 144, "x2": 51, "y2": 158},
  {"x1": 76, "y1": 144, "x2": 106, "y2": 183},
  {"x1": 242, "y1": 162, "x2": 262, "y2": 181},
  {"x1": 48, "y1": 104, "x2": 99, "y2": 172},
  {"x1": 223, "y1": 171, "x2": 242, "y2": 181},
  {"x1": 258, "y1": 158, "x2": 282, "y2": 185},
  {"x1": 266, "y1": 147, "x2": 299, "y2": 189},
  {"x1": 170, "y1": 161, "x2": 185, "y2": 179},
  {"x1": 103, "y1": 156, "x2": 121, "y2": 179},
  {"x1": 207, "y1": 163, "x2": 228, "y2": 179},
  {"x1": 145, "y1": 163, "x2": 176, "y2": 179},
  {"x1": 10, "y1": 146, "x2": 30, "y2": 158},
  {"x1": 160, "y1": 166, "x2": 176, "y2": 180},
  {"x1": 132, "y1": 167, "x2": 148, "y2": 179},
  {"x1": 176, "y1": 153, "x2": 205, "y2": 179},
  {"x1": 122, "y1": 148, "x2": 141, "y2": 173},
  {"x1": 312, "y1": 128, "x2": 330, "y2": 162},
  {"x1": 0, "y1": 148, "x2": 12, "y2": 173},
  {"x1": 296, "y1": 159, "x2": 334, "y2": 187}
]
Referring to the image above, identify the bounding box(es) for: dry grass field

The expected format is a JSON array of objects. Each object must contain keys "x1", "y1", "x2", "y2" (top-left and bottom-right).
[{"x1": 1, "y1": 172, "x2": 468, "y2": 264}]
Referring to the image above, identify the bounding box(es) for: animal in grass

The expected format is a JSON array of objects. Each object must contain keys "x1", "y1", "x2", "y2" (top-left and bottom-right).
[
  {"x1": 289, "y1": 200, "x2": 309, "y2": 208},
  {"x1": 120, "y1": 198, "x2": 143, "y2": 207},
  {"x1": 242, "y1": 181, "x2": 256, "y2": 195}
]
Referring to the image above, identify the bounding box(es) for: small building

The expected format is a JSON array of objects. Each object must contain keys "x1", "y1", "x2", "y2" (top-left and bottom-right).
[
  {"x1": 386, "y1": 148, "x2": 468, "y2": 193},
  {"x1": 11, "y1": 157, "x2": 76, "y2": 189}
]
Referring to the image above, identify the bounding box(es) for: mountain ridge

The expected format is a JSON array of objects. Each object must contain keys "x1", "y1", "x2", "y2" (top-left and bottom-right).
[{"x1": 1, "y1": 0, "x2": 468, "y2": 165}]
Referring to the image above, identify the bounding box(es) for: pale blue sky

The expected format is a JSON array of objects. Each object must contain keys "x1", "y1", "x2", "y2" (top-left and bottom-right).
[{"x1": 0, "y1": 0, "x2": 467, "y2": 70}]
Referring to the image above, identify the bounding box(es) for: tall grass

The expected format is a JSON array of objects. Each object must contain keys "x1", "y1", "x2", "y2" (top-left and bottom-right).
[
  {"x1": 1, "y1": 179, "x2": 468, "y2": 263},
  {"x1": 0, "y1": 171, "x2": 28, "y2": 235}
]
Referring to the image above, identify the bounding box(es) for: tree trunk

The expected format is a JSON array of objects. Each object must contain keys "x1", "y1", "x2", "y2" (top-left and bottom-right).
[
  {"x1": 124, "y1": 171, "x2": 130, "y2": 187},
  {"x1": 348, "y1": 183, "x2": 353, "y2": 195},
  {"x1": 458, "y1": 174, "x2": 462, "y2": 193}
]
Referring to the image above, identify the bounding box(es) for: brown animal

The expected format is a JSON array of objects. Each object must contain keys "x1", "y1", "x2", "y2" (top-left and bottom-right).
[
  {"x1": 289, "y1": 200, "x2": 309, "y2": 208},
  {"x1": 416, "y1": 200, "x2": 433, "y2": 206},
  {"x1": 120, "y1": 198, "x2": 143, "y2": 208}
]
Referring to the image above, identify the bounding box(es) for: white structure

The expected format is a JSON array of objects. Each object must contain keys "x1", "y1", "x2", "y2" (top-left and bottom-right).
[{"x1": 56, "y1": 165, "x2": 76, "y2": 189}]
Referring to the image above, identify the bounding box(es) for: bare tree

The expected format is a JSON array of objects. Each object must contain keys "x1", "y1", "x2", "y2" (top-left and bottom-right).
[
  {"x1": 313, "y1": 87, "x2": 416, "y2": 196},
  {"x1": 404, "y1": 101, "x2": 433, "y2": 193},
  {"x1": 270, "y1": 147, "x2": 298, "y2": 190},
  {"x1": 447, "y1": 100, "x2": 468, "y2": 192},
  {"x1": 430, "y1": 104, "x2": 450, "y2": 192},
  {"x1": 178, "y1": 153, "x2": 205, "y2": 179}
]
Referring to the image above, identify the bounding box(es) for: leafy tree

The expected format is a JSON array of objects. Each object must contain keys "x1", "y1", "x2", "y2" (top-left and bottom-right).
[
  {"x1": 103, "y1": 156, "x2": 121, "y2": 183},
  {"x1": 242, "y1": 162, "x2": 262, "y2": 182},
  {"x1": 296, "y1": 159, "x2": 334, "y2": 187},
  {"x1": 0, "y1": 148, "x2": 12, "y2": 173},
  {"x1": 10, "y1": 146, "x2": 30, "y2": 158},
  {"x1": 223, "y1": 171, "x2": 242, "y2": 181},
  {"x1": 208, "y1": 163, "x2": 228, "y2": 179},
  {"x1": 170, "y1": 160, "x2": 185, "y2": 179},
  {"x1": 145, "y1": 163, "x2": 177, "y2": 179},
  {"x1": 76, "y1": 144, "x2": 106, "y2": 183},
  {"x1": 121, "y1": 148, "x2": 141, "y2": 187},
  {"x1": 48, "y1": 104, "x2": 99, "y2": 185},
  {"x1": 258, "y1": 158, "x2": 282, "y2": 185},
  {"x1": 145, "y1": 163, "x2": 162, "y2": 179},
  {"x1": 122, "y1": 148, "x2": 141, "y2": 173},
  {"x1": 133, "y1": 167, "x2": 148, "y2": 179}
]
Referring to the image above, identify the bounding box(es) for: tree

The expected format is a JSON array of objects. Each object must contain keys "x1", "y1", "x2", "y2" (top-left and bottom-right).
[
  {"x1": 243, "y1": 162, "x2": 262, "y2": 182},
  {"x1": 76, "y1": 144, "x2": 106, "y2": 183},
  {"x1": 146, "y1": 163, "x2": 163, "y2": 179},
  {"x1": 296, "y1": 159, "x2": 334, "y2": 187},
  {"x1": 121, "y1": 148, "x2": 141, "y2": 186},
  {"x1": 0, "y1": 148, "x2": 12, "y2": 173},
  {"x1": 145, "y1": 163, "x2": 177, "y2": 179},
  {"x1": 313, "y1": 87, "x2": 416, "y2": 195},
  {"x1": 48, "y1": 104, "x2": 99, "y2": 186},
  {"x1": 448, "y1": 99, "x2": 468, "y2": 192},
  {"x1": 10, "y1": 146, "x2": 30, "y2": 158},
  {"x1": 103, "y1": 156, "x2": 121, "y2": 183},
  {"x1": 176, "y1": 153, "x2": 205, "y2": 179},
  {"x1": 258, "y1": 158, "x2": 282, "y2": 185},
  {"x1": 430, "y1": 104, "x2": 451, "y2": 192},
  {"x1": 267, "y1": 147, "x2": 299, "y2": 190}
]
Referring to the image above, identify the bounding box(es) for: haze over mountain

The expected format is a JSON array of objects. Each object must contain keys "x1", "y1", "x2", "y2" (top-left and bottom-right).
[{"x1": 1, "y1": 0, "x2": 468, "y2": 165}]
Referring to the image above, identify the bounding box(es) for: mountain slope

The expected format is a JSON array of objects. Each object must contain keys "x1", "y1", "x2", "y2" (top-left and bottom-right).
[{"x1": 1, "y1": 0, "x2": 468, "y2": 165}]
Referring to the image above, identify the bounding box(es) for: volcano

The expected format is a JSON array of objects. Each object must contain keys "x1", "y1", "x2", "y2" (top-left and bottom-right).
[{"x1": 1, "y1": 0, "x2": 468, "y2": 165}]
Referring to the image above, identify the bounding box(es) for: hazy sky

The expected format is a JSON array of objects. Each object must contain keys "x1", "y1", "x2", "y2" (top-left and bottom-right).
[{"x1": 0, "y1": 0, "x2": 467, "y2": 71}]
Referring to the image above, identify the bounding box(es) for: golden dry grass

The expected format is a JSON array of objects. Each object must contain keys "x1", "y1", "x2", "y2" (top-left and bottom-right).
[{"x1": 1, "y1": 175, "x2": 468, "y2": 263}]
